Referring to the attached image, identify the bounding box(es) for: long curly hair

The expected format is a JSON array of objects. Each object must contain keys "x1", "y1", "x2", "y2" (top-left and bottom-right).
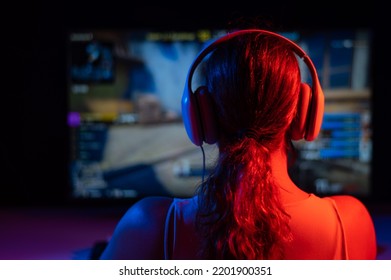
[{"x1": 195, "y1": 32, "x2": 301, "y2": 259}]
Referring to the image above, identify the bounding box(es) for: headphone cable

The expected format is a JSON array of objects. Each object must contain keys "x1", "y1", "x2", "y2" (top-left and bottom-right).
[{"x1": 200, "y1": 145, "x2": 206, "y2": 184}]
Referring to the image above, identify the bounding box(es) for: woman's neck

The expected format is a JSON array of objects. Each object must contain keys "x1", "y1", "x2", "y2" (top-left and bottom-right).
[{"x1": 270, "y1": 146, "x2": 309, "y2": 203}]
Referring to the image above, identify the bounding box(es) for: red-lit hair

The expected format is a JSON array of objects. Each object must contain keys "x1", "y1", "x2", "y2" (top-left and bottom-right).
[{"x1": 196, "y1": 32, "x2": 301, "y2": 259}]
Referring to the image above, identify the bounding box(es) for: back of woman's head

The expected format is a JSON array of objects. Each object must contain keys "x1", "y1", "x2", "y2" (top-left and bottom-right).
[
  {"x1": 205, "y1": 32, "x2": 301, "y2": 146},
  {"x1": 196, "y1": 31, "x2": 302, "y2": 260}
]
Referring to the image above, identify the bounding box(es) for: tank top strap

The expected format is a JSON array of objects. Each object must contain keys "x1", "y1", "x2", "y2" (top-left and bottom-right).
[
  {"x1": 324, "y1": 197, "x2": 349, "y2": 259},
  {"x1": 164, "y1": 198, "x2": 175, "y2": 260}
]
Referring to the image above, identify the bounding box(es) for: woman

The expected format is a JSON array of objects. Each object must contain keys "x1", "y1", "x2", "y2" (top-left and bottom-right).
[{"x1": 99, "y1": 29, "x2": 377, "y2": 260}]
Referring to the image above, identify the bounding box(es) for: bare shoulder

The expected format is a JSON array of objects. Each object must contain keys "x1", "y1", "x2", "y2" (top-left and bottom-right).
[
  {"x1": 329, "y1": 195, "x2": 377, "y2": 259},
  {"x1": 329, "y1": 195, "x2": 375, "y2": 225},
  {"x1": 122, "y1": 196, "x2": 174, "y2": 224},
  {"x1": 100, "y1": 196, "x2": 173, "y2": 260},
  {"x1": 329, "y1": 195, "x2": 369, "y2": 214}
]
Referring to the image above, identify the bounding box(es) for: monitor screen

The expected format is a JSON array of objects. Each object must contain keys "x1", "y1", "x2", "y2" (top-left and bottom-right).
[
  {"x1": 66, "y1": 28, "x2": 372, "y2": 201},
  {"x1": 286, "y1": 29, "x2": 372, "y2": 197}
]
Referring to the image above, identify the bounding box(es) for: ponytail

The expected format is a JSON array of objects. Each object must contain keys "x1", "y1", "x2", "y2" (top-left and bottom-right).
[{"x1": 196, "y1": 137, "x2": 292, "y2": 259}]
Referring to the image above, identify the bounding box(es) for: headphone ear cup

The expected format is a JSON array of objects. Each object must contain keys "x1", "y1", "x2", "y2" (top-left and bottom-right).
[
  {"x1": 181, "y1": 86, "x2": 218, "y2": 146},
  {"x1": 291, "y1": 83, "x2": 311, "y2": 141},
  {"x1": 305, "y1": 81, "x2": 324, "y2": 141},
  {"x1": 195, "y1": 86, "x2": 218, "y2": 145},
  {"x1": 181, "y1": 86, "x2": 203, "y2": 146}
]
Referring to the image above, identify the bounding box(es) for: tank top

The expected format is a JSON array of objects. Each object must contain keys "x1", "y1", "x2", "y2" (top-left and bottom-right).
[{"x1": 163, "y1": 194, "x2": 348, "y2": 259}]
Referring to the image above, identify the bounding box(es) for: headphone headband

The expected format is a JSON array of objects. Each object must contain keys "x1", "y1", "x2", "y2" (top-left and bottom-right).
[{"x1": 186, "y1": 29, "x2": 320, "y2": 97}]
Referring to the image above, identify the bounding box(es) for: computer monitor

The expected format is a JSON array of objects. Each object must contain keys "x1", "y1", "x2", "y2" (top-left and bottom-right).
[{"x1": 66, "y1": 28, "x2": 372, "y2": 201}]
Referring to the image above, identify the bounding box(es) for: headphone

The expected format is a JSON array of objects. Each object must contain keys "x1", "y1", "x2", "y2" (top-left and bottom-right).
[{"x1": 181, "y1": 29, "x2": 324, "y2": 146}]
